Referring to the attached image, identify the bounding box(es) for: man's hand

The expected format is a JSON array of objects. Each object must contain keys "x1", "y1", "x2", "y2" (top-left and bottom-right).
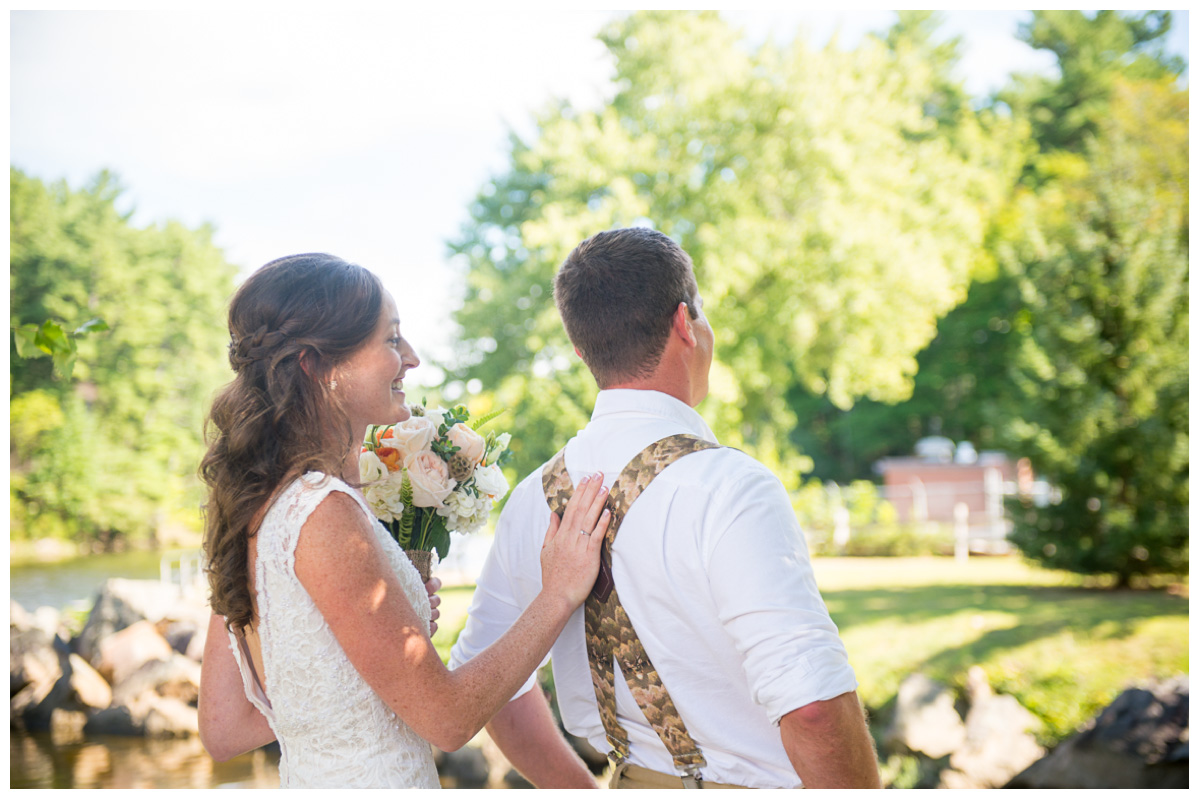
[
  {"x1": 780, "y1": 691, "x2": 882, "y2": 788},
  {"x1": 425, "y1": 577, "x2": 442, "y2": 636}
]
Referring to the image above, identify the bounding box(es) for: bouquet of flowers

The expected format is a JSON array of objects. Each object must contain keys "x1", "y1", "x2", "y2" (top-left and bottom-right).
[{"x1": 360, "y1": 401, "x2": 512, "y2": 580}]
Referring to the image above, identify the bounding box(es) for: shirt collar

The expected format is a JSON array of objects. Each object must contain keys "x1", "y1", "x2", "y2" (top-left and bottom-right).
[{"x1": 591, "y1": 388, "x2": 718, "y2": 442}]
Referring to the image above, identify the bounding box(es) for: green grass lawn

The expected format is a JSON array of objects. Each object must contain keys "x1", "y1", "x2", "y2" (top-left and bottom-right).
[
  {"x1": 813, "y1": 557, "x2": 1189, "y2": 743},
  {"x1": 435, "y1": 556, "x2": 1188, "y2": 745}
]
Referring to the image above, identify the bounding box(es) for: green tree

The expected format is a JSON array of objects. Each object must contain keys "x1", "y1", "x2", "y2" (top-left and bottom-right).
[
  {"x1": 448, "y1": 11, "x2": 1011, "y2": 484},
  {"x1": 796, "y1": 11, "x2": 1186, "y2": 485},
  {"x1": 1004, "y1": 77, "x2": 1188, "y2": 584},
  {"x1": 10, "y1": 168, "x2": 239, "y2": 547},
  {"x1": 1003, "y1": 10, "x2": 1184, "y2": 161}
]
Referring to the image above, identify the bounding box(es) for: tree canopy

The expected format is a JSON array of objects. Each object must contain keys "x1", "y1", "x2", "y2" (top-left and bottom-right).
[{"x1": 10, "y1": 167, "x2": 239, "y2": 545}]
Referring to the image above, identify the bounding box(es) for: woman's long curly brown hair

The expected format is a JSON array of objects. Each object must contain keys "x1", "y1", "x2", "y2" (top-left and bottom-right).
[{"x1": 200, "y1": 253, "x2": 384, "y2": 633}]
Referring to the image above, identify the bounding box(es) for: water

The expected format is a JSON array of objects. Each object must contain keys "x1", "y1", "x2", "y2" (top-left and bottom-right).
[
  {"x1": 10, "y1": 731, "x2": 280, "y2": 789},
  {"x1": 10, "y1": 549, "x2": 171, "y2": 613}
]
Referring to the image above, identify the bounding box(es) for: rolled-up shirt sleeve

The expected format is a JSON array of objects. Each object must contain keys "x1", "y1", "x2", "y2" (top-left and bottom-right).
[
  {"x1": 448, "y1": 482, "x2": 546, "y2": 701},
  {"x1": 704, "y1": 467, "x2": 858, "y2": 725}
]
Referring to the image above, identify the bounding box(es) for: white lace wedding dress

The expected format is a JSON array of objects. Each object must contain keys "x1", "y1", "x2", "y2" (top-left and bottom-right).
[{"x1": 226, "y1": 472, "x2": 441, "y2": 788}]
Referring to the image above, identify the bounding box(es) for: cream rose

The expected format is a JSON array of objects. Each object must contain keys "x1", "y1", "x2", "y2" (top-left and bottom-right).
[
  {"x1": 359, "y1": 450, "x2": 387, "y2": 484},
  {"x1": 473, "y1": 463, "x2": 509, "y2": 500},
  {"x1": 446, "y1": 422, "x2": 487, "y2": 468},
  {"x1": 405, "y1": 450, "x2": 456, "y2": 508},
  {"x1": 381, "y1": 415, "x2": 438, "y2": 460}
]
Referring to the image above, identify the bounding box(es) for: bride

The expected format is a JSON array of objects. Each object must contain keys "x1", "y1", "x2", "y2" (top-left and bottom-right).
[{"x1": 196, "y1": 253, "x2": 610, "y2": 788}]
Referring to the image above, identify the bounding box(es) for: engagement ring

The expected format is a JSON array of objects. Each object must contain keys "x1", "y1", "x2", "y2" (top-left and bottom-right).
[{"x1": 579, "y1": 529, "x2": 590, "y2": 537}]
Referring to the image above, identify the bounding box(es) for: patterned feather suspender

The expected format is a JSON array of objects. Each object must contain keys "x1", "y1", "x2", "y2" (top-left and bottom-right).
[{"x1": 541, "y1": 433, "x2": 720, "y2": 785}]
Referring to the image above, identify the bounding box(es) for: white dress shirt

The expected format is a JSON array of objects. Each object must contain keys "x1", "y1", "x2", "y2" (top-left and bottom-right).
[{"x1": 450, "y1": 389, "x2": 858, "y2": 788}]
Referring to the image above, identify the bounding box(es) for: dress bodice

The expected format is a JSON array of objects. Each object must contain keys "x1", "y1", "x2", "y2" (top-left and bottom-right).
[{"x1": 226, "y1": 472, "x2": 440, "y2": 788}]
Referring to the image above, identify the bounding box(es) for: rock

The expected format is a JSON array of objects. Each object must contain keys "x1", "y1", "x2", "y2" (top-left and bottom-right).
[
  {"x1": 941, "y1": 666, "x2": 1044, "y2": 788},
  {"x1": 67, "y1": 653, "x2": 113, "y2": 710},
  {"x1": 143, "y1": 694, "x2": 199, "y2": 738},
  {"x1": 1007, "y1": 675, "x2": 1188, "y2": 789},
  {"x1": 437, "y1": 745, "x2": 490, "y2": 788},
  {"x1": 163, "y1": 620, "x2": 199, "y2": 657},
  {"x1": 112, "y1": 652, "x2": 201, "y2": 707},
  {"x1": 74, "y1": 578, "x2": 182, "y2": 667},
  {"x1": 95, "y1": 620, "x2": 174, "y2": 687},
  {"x1": 500, "y1": 768, "x2": 536, "y2": 789},
  {"x1": 10, "y1": 636, "x2": 73, "y2": 731},
  {"x1": 185, "y1": 620, "x2": 208, "y2": 663},
  {"x1": 32, "y1": 606, "x2": 65, "y2": 639},
  {"x1": 84, "y1": 703, "x2": 143, "y2": 737},
  {"x1": 83, "y1": 691, "x2": 198, "y2": 738},
  {"x1": 886, "y1": 673, "x2": 966, "y2": 759},
  {"x1": 11, "y1": 599, "x2": 34, "y2": 631},
  {"x1": 11, "y1": 626, "x2": 62, "y2": 697}
]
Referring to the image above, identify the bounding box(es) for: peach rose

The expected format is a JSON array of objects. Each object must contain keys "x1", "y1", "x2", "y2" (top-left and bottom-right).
[
  {"x1": 405, "y1": 450, "x2": 456, "y2": 509},
  {"x1": 381, "y1": 415, "x2": 438, "y2": 460},
  {"x1": 446, "y1": 422, "x2": 486, "y2": 469}
]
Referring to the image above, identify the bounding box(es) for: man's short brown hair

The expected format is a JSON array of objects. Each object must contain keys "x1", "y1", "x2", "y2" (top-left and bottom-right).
[{"x1": 554, "y1": 228, "x2": 698, "y2": 388}]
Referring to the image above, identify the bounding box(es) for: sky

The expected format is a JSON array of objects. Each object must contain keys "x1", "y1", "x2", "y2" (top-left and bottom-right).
[{"x1": 9, "y1": 8, "x2": 1191, "y2": 393}]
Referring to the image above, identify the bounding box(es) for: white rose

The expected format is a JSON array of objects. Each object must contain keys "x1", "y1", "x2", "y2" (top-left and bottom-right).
[
  {"x1": 359, "y1": 450, "x2": 387, "y2": 484},
  {"x1": 424, "y1": 407, "x2": 447, "y2": 430},
  {"x1": 473, "y1": 464, "x2": 509, "y2": 501},
  {"x1": 364, "y1": 480, "x2": 406, "y2": 523},
  {"x1": 405, "y1": 451, "x2": 456, "y2": 508},
  {"x1": 381, "y1": 415, "x2": 438, "y2": 461},
  {"x1": 446, "y1": 422, "x2": 487, "y2": 468}
]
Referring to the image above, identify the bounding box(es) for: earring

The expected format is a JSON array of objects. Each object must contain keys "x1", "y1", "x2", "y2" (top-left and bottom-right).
[{"x1": 327, "y1": 379, "x2": 338, "y2": 390}]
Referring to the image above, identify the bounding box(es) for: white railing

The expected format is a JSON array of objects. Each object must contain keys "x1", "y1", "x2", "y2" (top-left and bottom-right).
[{"x1": 160, "y1": 549, "x2": 207, "y2": 600}]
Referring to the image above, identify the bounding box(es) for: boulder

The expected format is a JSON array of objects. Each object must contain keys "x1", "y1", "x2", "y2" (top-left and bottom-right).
[
  {"x1": 1007, "y1": 675, "x2": 1188, "y2": 789},
  {"x1": 73, "y1": 578, "x2": 181, "y2": 667},
  {"x1": 112, "y1": 652, "x2": 201, "y2": 707},
  {"x1": 940, "y1": 666, "x2": 1044, "y2": 788},
  {"x1": 11, "y1": 626, "x2": 62, "y2": 697},
  {"x1": 84, "y1": 690, "x2": 199, "y2": 738},
  {"x1": 95, "y1": 620, "x2": 174, "y2": 687},
  {"x1": 185, "y1": 619, "x2": 208, "y2": 663},
  {"x1": 886, "y1": 673, "x2": 966, "y2": 759},
  {"x1": 10, "y1": 599, "x2": 34, "y2": 631},
  {"x1": 162, "y1": 619, "x2": 200, "y2": 657},
  {"x1": 143, "y1": 694, "x2": 200, "y2": 738},
  {"x1": 67, "y1": 653, "x2": 113, "y2": 710},
  {"x1": 436, "y1": 745, "x2": 490, "y2": 788},
  {"x1": 31, "y1": 606, "x2": 66, "y2": 639}
]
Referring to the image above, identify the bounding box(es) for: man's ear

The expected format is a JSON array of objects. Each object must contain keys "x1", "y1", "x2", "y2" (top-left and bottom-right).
[{"x1": 672, "y1": 302, "x2": 697, "y2": 347}]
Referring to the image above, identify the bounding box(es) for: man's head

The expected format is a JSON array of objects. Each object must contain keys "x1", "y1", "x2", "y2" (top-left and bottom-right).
[{"x1": 554, "y1": 228, "x2": 711, "y2": 400}]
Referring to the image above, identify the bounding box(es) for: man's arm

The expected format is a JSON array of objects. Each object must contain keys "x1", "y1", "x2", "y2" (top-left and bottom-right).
[
  {"x1": 486, "y1": 688, "x2": 597, "y2": 788},
  {"x1": 779, "y1": 691, "x2": 882, "y2": 788}
]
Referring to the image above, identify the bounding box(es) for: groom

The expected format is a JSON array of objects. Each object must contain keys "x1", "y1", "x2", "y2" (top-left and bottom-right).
[{"x1": 450, "y1": 228, "x2": 880, "y2": 789}]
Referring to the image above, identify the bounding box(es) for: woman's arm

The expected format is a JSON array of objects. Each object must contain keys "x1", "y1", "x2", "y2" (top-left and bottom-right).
[
  {"x1": 294, "y1": 473, "x2": 609, "y2": 752},
  {"x1": 198, "y1": 614, "x2": 277, "y2": 761}
]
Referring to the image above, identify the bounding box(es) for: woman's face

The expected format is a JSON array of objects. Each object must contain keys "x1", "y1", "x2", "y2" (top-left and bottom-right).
[{"x1": 334, "y1": 291, "x2": 419, "y2": 432}]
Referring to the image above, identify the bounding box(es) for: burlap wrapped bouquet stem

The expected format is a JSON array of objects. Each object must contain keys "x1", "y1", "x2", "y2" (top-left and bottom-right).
[{"x1": 405, "y1": 549, "x2": 434, "y2": 584}]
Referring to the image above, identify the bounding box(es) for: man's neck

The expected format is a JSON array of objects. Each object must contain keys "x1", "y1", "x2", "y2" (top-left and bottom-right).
[{"x1": 603, "y1": 375, "x2": 695, "y2": 408}]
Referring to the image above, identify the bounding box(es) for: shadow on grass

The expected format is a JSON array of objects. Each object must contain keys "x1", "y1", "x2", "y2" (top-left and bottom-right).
[{"x1": 825, "y1": 583, "x2": 1185, "y2": 638}]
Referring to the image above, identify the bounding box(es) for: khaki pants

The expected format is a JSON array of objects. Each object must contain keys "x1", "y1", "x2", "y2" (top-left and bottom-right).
[{"x1": 609, "y1": 762, "x2": 748, "y2": 790}]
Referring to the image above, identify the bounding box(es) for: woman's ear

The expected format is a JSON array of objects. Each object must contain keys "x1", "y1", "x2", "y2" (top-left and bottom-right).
[{"x1": 298, "y1": 347, "x2": 314, "y2": 379}]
